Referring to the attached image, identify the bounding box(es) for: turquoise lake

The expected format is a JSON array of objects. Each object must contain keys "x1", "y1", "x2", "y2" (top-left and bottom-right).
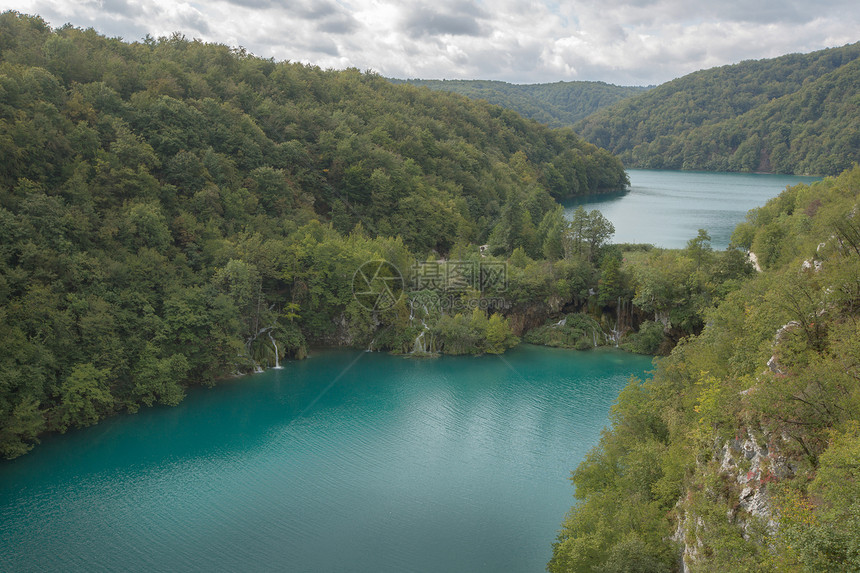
[
  {"x1": 0, "y1": 345, "x2": 652, "y2": 573},
  {"x1": 2, "y1": 169, "x2": 821, "y2": 572},
  {"x1": 565, "y1": 169, "x2": 821, "y2": 249}
]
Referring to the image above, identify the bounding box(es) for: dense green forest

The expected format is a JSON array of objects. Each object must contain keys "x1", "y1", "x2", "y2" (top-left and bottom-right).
[
  {"x1": 550, "y1": 166, "x2": 860, "y2": 572},
  {"x1": 575, "y1": 43, "x2": 860, "y2": 176},
  {"x1": 0, "y1": 11, "x2": 636, "y2": 458},
  {"x1": 389, "y1": 78, "x2": 648, "y2": 128}
]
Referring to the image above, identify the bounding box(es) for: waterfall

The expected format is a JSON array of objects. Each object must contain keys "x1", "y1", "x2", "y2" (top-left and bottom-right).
[
  {"x1": 409, "y1": 298, "x2": 432, "y2": 354},
  {"x1": 268, "y1": 331, "x2": 282, "y2": 369},
  {"x1": 611, "y1": 297, "x2": 621, "y2": 347},
  {"x1": 413, "y1": 314, "x2": 430, "y2": 354},
  {"x1": 413, "y1": 330, "x2": 426, "y2": 353}
]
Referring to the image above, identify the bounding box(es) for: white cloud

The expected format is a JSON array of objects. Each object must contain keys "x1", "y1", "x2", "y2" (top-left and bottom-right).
[{"x1": 4, "y1": 0, "x2": 858, "y2": 84}]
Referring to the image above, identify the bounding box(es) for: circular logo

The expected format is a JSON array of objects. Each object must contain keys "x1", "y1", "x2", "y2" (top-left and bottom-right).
[{"x1": 352, "y1": 260, "x2": 404, "y2": 311}]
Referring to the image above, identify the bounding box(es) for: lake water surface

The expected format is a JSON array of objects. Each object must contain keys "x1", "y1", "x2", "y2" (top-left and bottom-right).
[
  {"x1": 0, "y1": 345, "x2": 652, "y2": 573},
  {"x1": 565, "y1": 169, "x2": 821, "y2": 249},
  {"x1": 3, "y1": 169, "x2": 808, "y2": 571}
]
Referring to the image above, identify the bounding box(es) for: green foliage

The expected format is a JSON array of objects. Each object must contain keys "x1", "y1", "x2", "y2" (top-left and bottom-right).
[
  {"x1": 435, "y1": 308, "x2": 519, "y2": 355},
  {"x1": 576, "y1": 43, "x2": 860, "y2": 175},
  {"x1": 550, "y1": 167, "x2": 860, "y2": 571},
  {"x1": 0, "y1": 11, "x2": 628, "y2": 457},
  {"x1": 771, "y1": 425, "x2": 860, "y2": 571},
  {"x1": 392, "y1": 78, "x2": 649, "y2": 128},
  {"x1": 0, "y1": 395, "x2": 44, "y2": 459},
  {"x1": 597, "y1": 255, "x2": 625, "y2": 307},
  {"x1": 129, "y1": 344, "x2": 189, "y2": 411},
  {"x1": 523, "y1": 313, "x2": 603, "y2": 350},
  {"x1": 621, "y1": 320, "x2": 665, "y2": 355},
  {"x1": 565, "y1": 206, "x2": 615, "y2": 263},
  {"x1": 549, "y1": 377, "x2": 678, "y2": 573},
  {"x1": 54, "y1": 362, "x2": 113, "y2": 431}
]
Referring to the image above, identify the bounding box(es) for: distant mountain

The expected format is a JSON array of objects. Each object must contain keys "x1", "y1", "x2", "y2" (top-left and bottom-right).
[
  {"x1": 389, "y1": 78, "x2": 649, "y2": 127},
  {"x1": 574, "y1": 43, "x2": 860, "y2": 175}
]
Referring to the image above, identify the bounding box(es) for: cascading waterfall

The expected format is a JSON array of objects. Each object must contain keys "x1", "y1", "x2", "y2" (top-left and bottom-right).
[
  {"x1": 414, "y1": 329, "x2": 426, "y2": 353},
  {"x1": 610, "y1": 297, "x2": 621, "y2": 346},
  {"x1": 410, "y1": 299, "x2": 433, "y2": 354},
  {"x1": 268, "y1": 330, "x2": 282, "y2": 369}
]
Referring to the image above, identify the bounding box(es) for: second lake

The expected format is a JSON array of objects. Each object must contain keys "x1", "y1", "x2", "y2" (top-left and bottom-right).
[{"x1": 564, "y1": 169, "x2": 821, "y2": 249}]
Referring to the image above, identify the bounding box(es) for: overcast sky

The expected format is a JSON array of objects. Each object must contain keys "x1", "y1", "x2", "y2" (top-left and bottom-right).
[{"x1": 3, "y1": 0, "x2": 858, "y2": 85}]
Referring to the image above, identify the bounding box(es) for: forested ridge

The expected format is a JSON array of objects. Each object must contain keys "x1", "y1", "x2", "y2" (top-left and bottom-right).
[
  {"x1": 0, "y1": 11, "x2": 632, "y2": 458},
  {"x1": 389, "y1": 78, "x2": 649, "y2": 128},
  {"x1": 550, "y1": 166, "x2": 860, "y2": 572},
  {"x1": 575, "y1": 43, "x2": 860, "y2": 176}
]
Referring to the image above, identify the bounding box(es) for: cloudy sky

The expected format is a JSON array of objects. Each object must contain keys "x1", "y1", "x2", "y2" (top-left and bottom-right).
[{"x1": 3, "y1": 0, "x2": 858, "y2": 85}]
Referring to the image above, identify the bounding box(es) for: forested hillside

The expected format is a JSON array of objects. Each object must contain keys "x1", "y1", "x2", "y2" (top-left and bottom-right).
[
  {"x1": 550, "y1": 166, "x2": 860, "y2": 572},
  {"x1": 0, "y1": 12, "x2": 628, "y2": 458},
  {"x1": 575, "y1": 43, "x2": 860, "y2": 175},
  {"x1": 390, "y1": 78, "x2": 648, "y2": 127}
]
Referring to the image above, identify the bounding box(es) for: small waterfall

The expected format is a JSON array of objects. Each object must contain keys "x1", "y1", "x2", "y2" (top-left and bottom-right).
[
  {"x1": 268, "y1": 331, "x2": 283, "y2": 369},
  {"x1": 409, "y1": 299, "x2": 432, "y2": 354},
  {"x1": 611, "y1": 297, "x2": 621, "y2": 347},
  {"x1": 413, "y1": 314, "x2": 431, "y2": 353},
  {"x1": 413, "y1": 330, "x2": 426, "y2": 353}
]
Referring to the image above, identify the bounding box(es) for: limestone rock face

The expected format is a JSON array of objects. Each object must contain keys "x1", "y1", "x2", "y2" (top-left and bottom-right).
[{"x1": 676, "y1": 427, "x2": 797, "y2": 570}]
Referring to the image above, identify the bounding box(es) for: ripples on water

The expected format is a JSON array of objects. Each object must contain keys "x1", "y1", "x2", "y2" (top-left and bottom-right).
[{"x1": 0, "y1": 346, "x2": 651, "y2": 573}]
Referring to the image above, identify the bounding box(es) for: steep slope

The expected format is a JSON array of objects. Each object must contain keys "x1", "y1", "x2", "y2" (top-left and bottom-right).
[
  {"x1": 390, "y1": 78, "x2": 648, "y2": 127},
  {"x1": 575, "y1": 43, "x2": 860, "y2": 175},
  {"x1": 550, "y1": 166, "x2": 860, "y2": 572}
]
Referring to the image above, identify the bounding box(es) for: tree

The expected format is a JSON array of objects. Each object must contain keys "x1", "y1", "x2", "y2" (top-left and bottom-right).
[
  {"x1": 686, "y1": 228, "x2": 713, "y2": 269},
  {"x1": 486, "y1": 313, "x2": 519, "y2": 353},
  {"x1": 0, "y1": 395, "x2": 45, "y2": 459},
  {"x1": 55, "y1": 362, "x2": 113, "y2": 431},
  {"x1": 565, "y1": 206, "x2": 615, "y2": 263},
  {"x1": 584, "y1": 209, "x2": 615, "y2": 263},
  {"x1": 597, "y1": 255, "x2": 625, "y2": 308},
  {"x1": 538, "y1": 206, "x2": 568, "y2": 260},
  {"x1": 130, "y1": 344, "x2": 189, "y2": 410}
]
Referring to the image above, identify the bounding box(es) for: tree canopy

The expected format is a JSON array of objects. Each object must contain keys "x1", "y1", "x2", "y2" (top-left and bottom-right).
[
  {"x1": 0, "y1": 11, "x2": 633, "y2": 457},
  {"x1": 575, "y1": 43, "x2": 860, "y2": 175},
  {"x1": 550, "y1": 166, "x2": 860, "y2": 572},
  {"x1": 390, "y1": 78, "x2": 649, "y2": 128}
]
